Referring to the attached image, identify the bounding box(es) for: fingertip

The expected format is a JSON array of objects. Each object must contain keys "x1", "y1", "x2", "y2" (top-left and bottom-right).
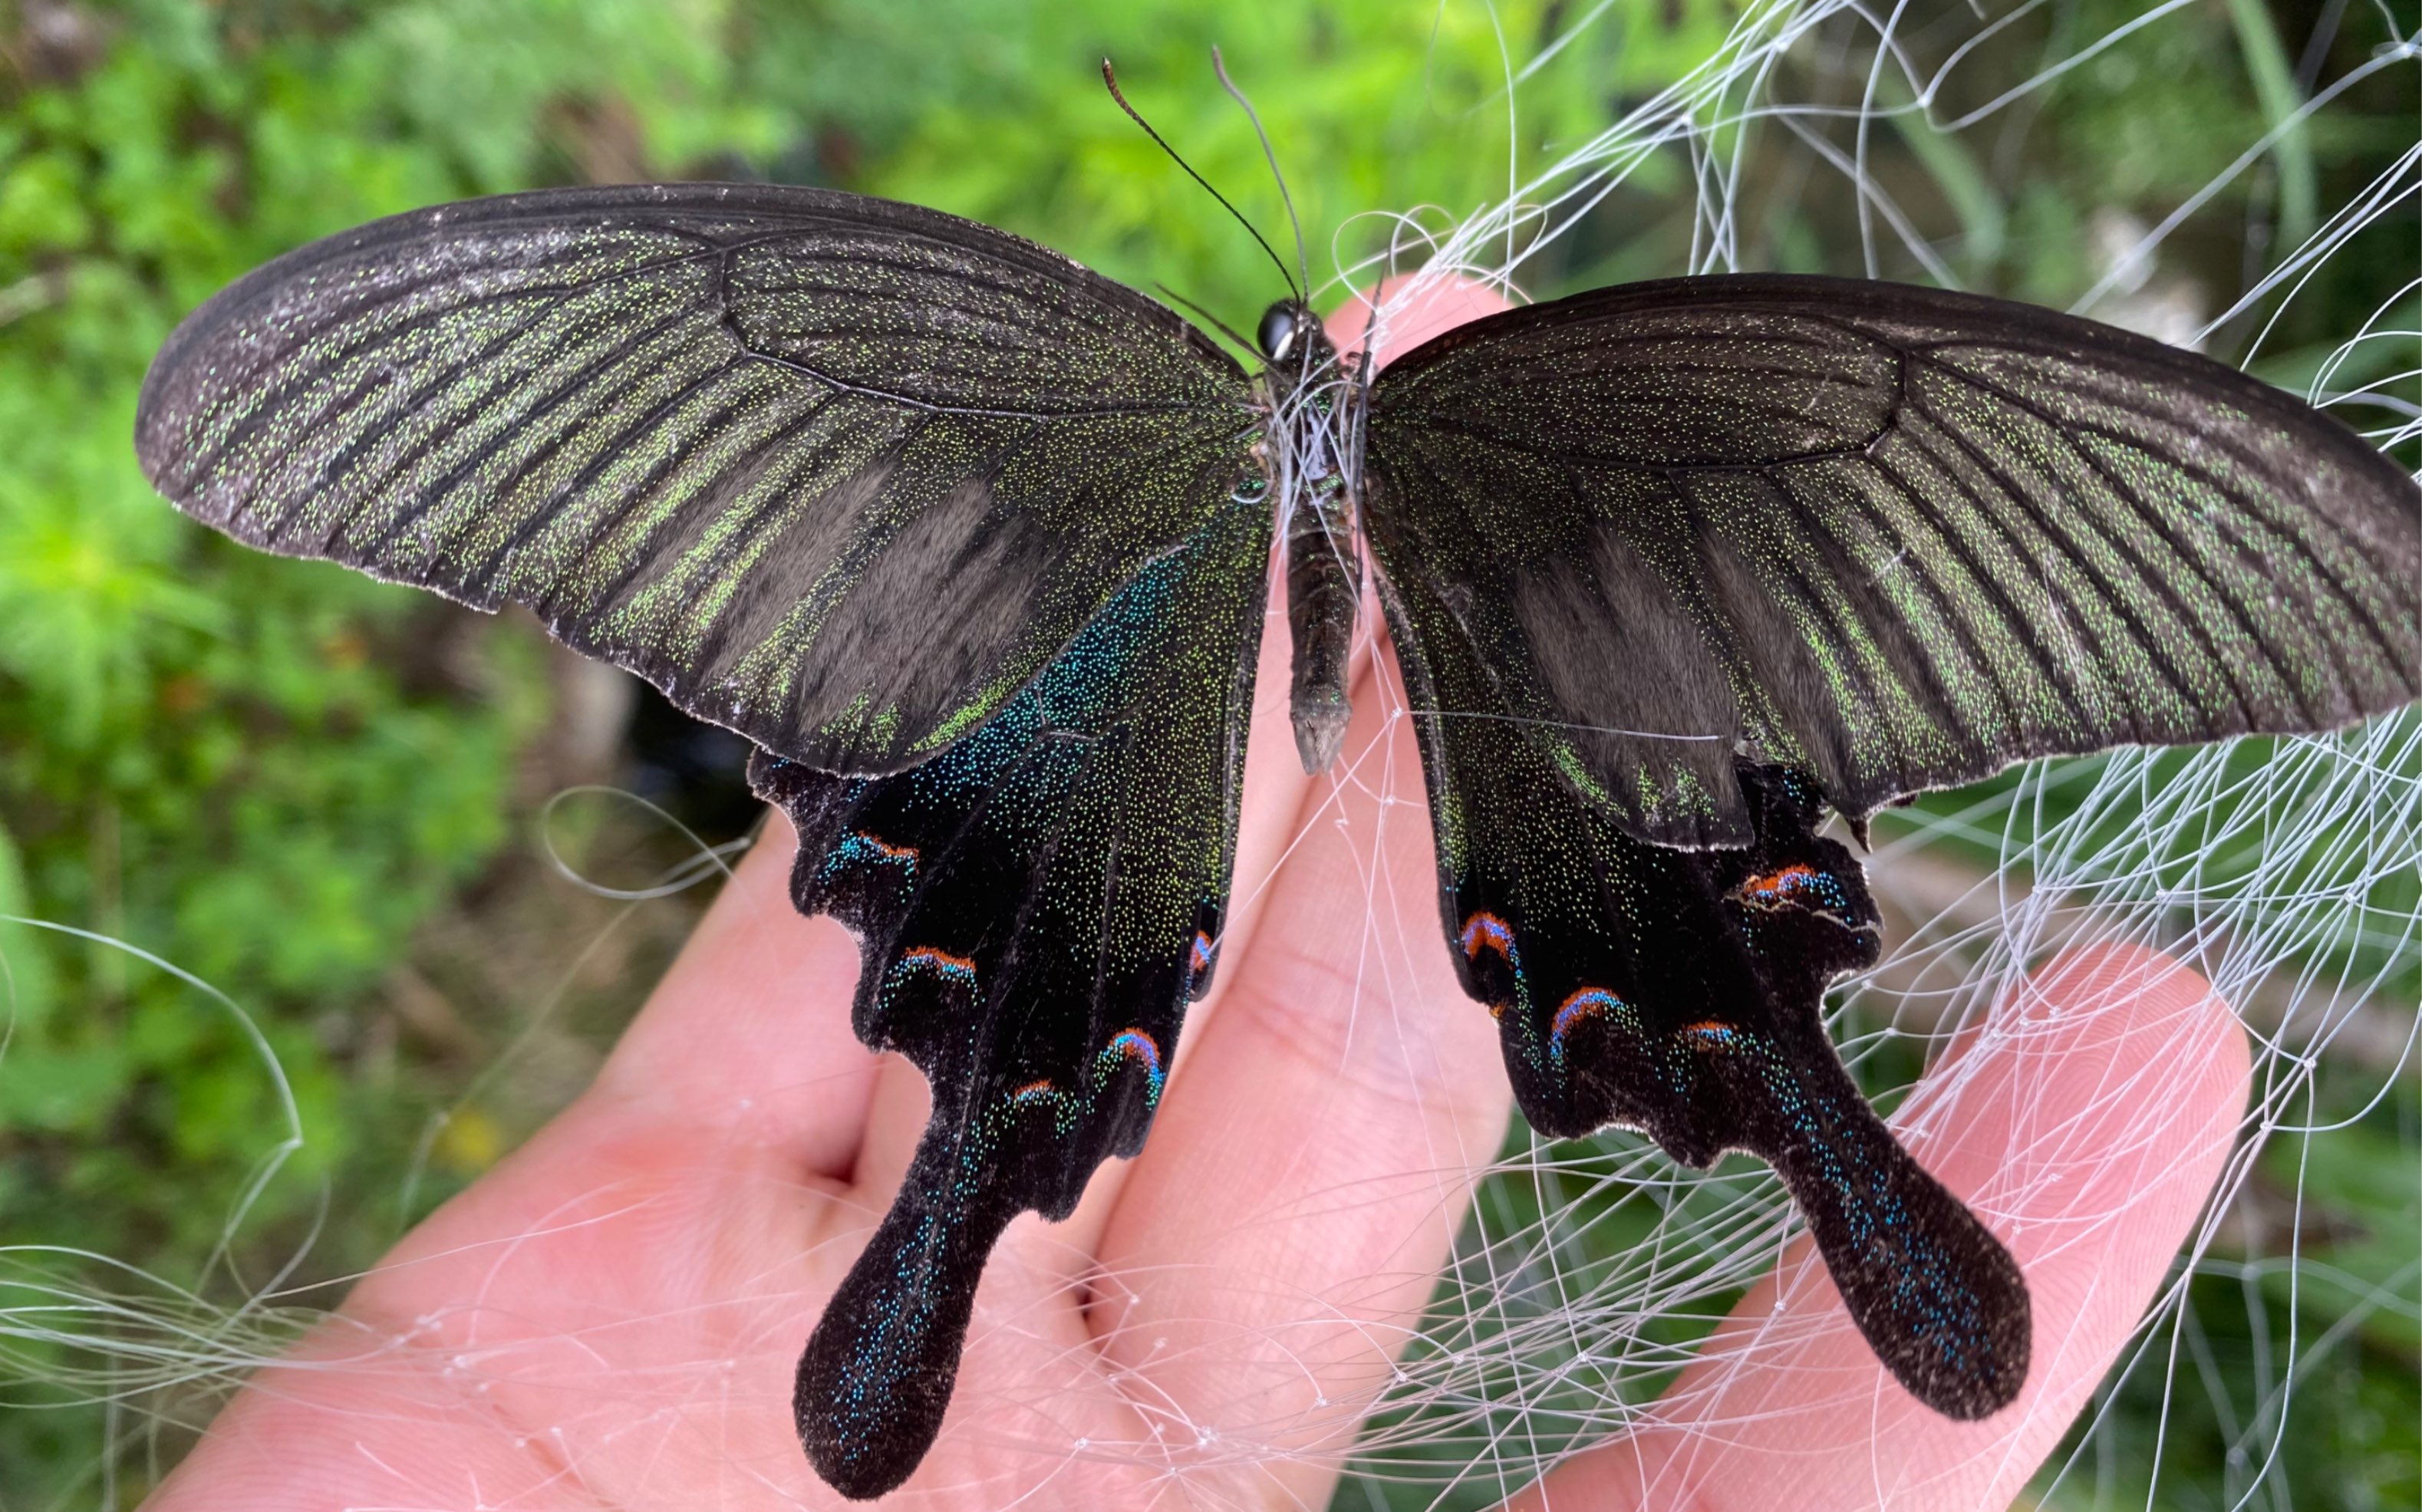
[
  {"x1": 1327, "y1": 273, "x2": 1514, "y2": 369},
  {"x1": 2020, "y1": 941, "x2": 2252, "y2": 1090},
  {"x1": 644, "y1": 804, "x2": 805, "y2": 964},
  {"x1": 1949, "y1": 943, "x2": 2250, "y2": 1435},
  {"x1": 1930, "y1": 944, "x2": 2251, "y2": 1237},
  {"x1": 1521, "y1": 947, "x2": 2252, "y2": 1510}
]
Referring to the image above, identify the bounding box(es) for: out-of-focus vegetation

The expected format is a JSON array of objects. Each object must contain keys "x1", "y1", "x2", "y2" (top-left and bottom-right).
[{"x1": 0, "y1": 1, "x2": 2413, "y2": 1507}]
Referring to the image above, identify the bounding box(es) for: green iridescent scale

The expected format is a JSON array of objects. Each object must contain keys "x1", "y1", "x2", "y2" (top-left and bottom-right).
[{"x1": 137, "y1": 184, "x2": 2420, "y2": 1501}]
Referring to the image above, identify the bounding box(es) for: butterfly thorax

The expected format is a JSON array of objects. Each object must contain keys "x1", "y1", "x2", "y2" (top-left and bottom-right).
[{"x1": 1254, "y1": 298, "x2": 1365, "y2": 773}]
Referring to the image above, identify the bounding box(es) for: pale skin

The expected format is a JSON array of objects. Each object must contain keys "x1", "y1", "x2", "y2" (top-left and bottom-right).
[{"x1": 148, "y1": 281, "x2": 2251, "y2": 1510}]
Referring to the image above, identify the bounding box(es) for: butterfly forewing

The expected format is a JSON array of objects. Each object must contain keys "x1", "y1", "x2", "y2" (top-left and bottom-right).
[
  {"x1": 135, "y1": 183, "x2": 1257, "y2": 776},
  {"x1": 1363, "y1": 275, "x2": 2422, "y2": 848}
]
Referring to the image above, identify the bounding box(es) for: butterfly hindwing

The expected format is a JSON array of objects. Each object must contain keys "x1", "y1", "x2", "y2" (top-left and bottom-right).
[
  {"x1": 135, "y1": 183, "x2": 1255, "y2": 777},
  {"x1": 749, "y1": 491, "x2": 1272, "y2": 1498},
  {"x1": 1379, "y1": 562, "x2": 2031, "y2": 1418},
  {"x1": 1365, "y1": 274, "x2": 2422, "y2": 847}
]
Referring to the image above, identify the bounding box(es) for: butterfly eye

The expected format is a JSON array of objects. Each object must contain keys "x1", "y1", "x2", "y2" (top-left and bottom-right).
[
  {"x1": 1256, "y1": 302, "x2": 1300, "y2": 361},
  {"x1": 1232, "y1": 475, "x2": 1270, "y2": 503}
]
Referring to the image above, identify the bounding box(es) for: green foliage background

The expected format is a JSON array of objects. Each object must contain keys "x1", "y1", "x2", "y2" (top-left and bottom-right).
[{"x1": 0, "y1": 1, "x2": 2412, "y2": 1506}]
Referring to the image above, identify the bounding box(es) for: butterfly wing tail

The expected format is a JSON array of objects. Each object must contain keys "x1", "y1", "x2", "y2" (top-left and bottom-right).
[
  {"x1": 1383, "y1": 568, "x2": 2032, "y2": 1415},
  {"x1": 794, "y1": 1115, "x2": 1023, "y2": 1500},
  {"x1": 1722, "y1": 1022, "x2": 2032, "y2": 1418}
]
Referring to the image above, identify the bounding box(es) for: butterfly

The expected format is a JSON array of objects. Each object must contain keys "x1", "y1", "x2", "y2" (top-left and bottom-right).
[{"x1": 133, "y1": 180, "x2": 2422, "y2": 1500}]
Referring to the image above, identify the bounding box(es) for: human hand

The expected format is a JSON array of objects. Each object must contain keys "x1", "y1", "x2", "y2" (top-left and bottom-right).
[{"x1": 147, "y1": 278, "x2": 2249, "y2": 1510}]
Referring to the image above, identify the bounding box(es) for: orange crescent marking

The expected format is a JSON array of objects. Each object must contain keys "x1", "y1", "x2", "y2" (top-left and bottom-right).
[
  {"x1": 1460, "y1": 911, "x2": 1514, "y2": 961},
  {"x1": 899, "y1": 946, "x2": 978, "y2": 977},
  {"x1": 1741, "y1": 863, "x2": 1817, "y2": 895}
]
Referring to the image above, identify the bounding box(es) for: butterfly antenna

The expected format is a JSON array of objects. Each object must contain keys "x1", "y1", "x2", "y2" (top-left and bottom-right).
[
  {"x1": 1155, "y1": 283, "x2": 1257, "y2": 353},
  {"x1": 1210, "y1": 46, "x2": 1311, "y2": 304},
  {"x1": 1102, "y1": 58, "x2": 1300, "y2": 302}
]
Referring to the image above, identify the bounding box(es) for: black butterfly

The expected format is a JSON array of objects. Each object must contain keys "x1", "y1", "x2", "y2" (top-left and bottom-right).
[{"x1": 135, "y1": 181, "x2": 2421, "y2": 1500}]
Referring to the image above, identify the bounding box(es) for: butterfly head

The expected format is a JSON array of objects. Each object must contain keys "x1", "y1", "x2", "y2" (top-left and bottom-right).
[
  {"x1": 1255, "y1": 298, "x2": 1346, "y2": 422},
  {"x1": 1255, "y1": 300, "x2": 1313, "y2": 364}
]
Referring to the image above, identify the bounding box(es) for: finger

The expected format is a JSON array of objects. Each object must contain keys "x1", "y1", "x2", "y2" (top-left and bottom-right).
[
  {"x1": 1055, "y1": 279, "x2": 1516, "y2": 1487},
  {"x1": 1083, "y1": 633, "x2": 1511, "y2": 1488},
  {"x1": 1516, "y1": 943, "x2": 2252, "y2": 1510},
  {"x1": 590, "y1": 808, "x2": 882, "y2": 1181}
]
